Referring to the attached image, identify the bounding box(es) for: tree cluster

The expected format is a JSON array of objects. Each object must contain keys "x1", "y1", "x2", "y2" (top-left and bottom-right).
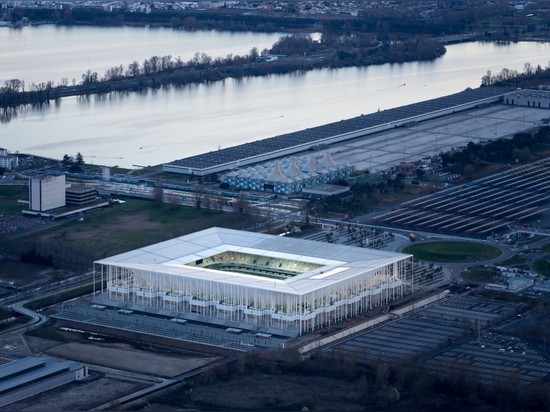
[
  {"x1": 441, "y1": 127, "x2": 550, "y2": 176},
  {"x1": 481, "y1": 62, "x2": 550, "y2": 88},
  {"x1": 312, "y1": 172, "x2": 406, "y2": 216},
  {"x1": 62, "y1": 152, "x2": 85, "y2": 173},
  {"x1": 20, "y1": 249, "x2": 54, "y2": 266},
  {"x1": 269, "y1": 34, "x2": 317, "y2": 56},
  {"x1": 0, "y1": 32, "x2": 446, "y2": 109},
  {"x1": 154, "y1": 343, "x2": 550, "y2": 412},
  {"x1": 0, "y1": 79, "x2": 62, "y2": 107}
]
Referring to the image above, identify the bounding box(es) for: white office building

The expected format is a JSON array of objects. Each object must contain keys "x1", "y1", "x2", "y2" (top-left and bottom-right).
[{"x1": 29, "y1": 174, "x2": 66, "y2": 212}]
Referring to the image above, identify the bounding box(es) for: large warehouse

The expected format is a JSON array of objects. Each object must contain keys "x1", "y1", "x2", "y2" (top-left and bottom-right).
[
  {"x1": 95, "y1": 228, "x2": 412, "y2": 336},
  {"x1": 163, "y1": 86, "x2": 514, "y2": 176}
]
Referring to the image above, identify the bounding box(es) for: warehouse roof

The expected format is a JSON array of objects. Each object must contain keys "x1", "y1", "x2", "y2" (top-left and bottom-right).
[{"x1": 165, "y1": 86, "x2": 513, "y2": 172}]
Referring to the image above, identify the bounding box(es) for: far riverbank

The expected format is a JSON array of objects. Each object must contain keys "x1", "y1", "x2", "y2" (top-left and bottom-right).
[
  {"x1": 0, "y1": 35, "x2": 445, "y2": 108},
  {"x1": 3, "y1": 40, "x2": 550, "y2": 168}
]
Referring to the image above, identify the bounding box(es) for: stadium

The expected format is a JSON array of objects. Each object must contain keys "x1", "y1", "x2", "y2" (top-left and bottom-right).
[{"x1": 95, "y1": 228, "x2": 413, "y2": 336}]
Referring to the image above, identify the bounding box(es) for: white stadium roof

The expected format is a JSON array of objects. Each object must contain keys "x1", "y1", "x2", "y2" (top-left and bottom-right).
[{"x1": 96, "y1": 227, "x2": 411, "y2": 295}]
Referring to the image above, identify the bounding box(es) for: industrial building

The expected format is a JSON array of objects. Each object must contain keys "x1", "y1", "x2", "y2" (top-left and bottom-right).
[
  {"x1": 163, "y1": 86, "x2": 514, "y2": 177},
  {"x1": 503, "y1": 89, "x2": 550, "y2": 109},
  {"x1": 65, "y1": 184, "x2": 98, "y2": 205},
  {"x1": 0, "y1": 357, "x2": 88, "y2": 409},
  {"x1": 222, "y1": 152, "x2": 353, "y2": 195},
  {"x1": 95, "y1": 227, "x2": 412, "y2": 336},
  {"x1": 28, "y1": 174, "x2": 65, "y2": 212}
]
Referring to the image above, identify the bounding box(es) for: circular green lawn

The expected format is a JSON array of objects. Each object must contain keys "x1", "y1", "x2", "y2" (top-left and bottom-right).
[{"x1": 402, "y1": 241, "x2": 501, "y2": 263}]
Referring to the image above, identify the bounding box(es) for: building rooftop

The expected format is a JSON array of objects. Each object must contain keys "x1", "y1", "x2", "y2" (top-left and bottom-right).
[
  {"x1": 164, "y1": 86, "x2": 513, "y2": 174},
  {"x1": 0, "y1": 357, "x2": 82, "y2": 396},
  {"x1": 302, "y1": 184, "x2": 350, "y2": 195},
  {"x1": 96, "y1": 227, "x2": 410, "y2": 295}
]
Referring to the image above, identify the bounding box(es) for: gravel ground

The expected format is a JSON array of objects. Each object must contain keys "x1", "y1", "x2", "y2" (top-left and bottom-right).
[
  {"x1": 46, "y1": 342, "x2": 220, "y2": 378},
  {"x1": 0, "y1": 333, "x2": 221, "y2": 411},
  {"x1": 5, "y1": 375, "x2": 149, "y2": 411}
]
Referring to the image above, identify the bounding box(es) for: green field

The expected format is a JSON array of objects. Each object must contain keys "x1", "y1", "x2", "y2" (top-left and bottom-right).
[
  {"x1": 461, "y1": 267, "x2": 497, "y2": 283},
  {"x1": 0, "y1": 195, "x2": 256, "y2": 271},
  {"x1": 0, "y1": 185, "x2": 27, "y2": 214},
  {"x1": 534, "y1": 259, "x2": 550, "y2": 277},
  {"x1": 500, "y1": 255, "x2": 528, "y2": 267},
  {"x1": 403, "y1": 241, "x2": 501, "y2": 263}
]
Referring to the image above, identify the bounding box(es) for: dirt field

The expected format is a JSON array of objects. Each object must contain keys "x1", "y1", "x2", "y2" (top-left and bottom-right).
[
  {"x1": 1, "y1": 197, "x2": 257, "y2": 270},
  {"x1": 46, "y1": 342, "x2": 220, "y2": 378},
  {"x1": 0, "y1": 260, "x2": 53, "y2": 286},
  {"x1": 0, "y1": 328, "x2": 223, "y2": 411}
]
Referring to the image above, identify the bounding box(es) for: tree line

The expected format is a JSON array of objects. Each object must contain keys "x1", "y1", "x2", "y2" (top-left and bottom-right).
[
  {"x1": 0, "y1": 34, "x2": 445, "y2": 109},
  {"x1": 481, "y1": 62, "x2": 550, "y2": 88},
  {"x1": 152, "y1": 328, "x2": 550, "y2": 412},
  {"x1": 441, "y1": 126, "x2": 550, "y2": 177}
]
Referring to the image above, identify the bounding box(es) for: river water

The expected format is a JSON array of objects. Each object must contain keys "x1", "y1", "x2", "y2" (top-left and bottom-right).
[{"x1": 1, "y1": 25, "x2": 550, "y2": 168}]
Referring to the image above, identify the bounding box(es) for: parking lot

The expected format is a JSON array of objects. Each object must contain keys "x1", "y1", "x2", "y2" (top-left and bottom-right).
[
  {"x1": 324, "y1": 295, "x2": 522, "y2": 365},
  {"x1": 331, "y1": 104, "x2": 544, "y2": 173},
  {"x1": 370, "y1": 157, "x2": 550, "y2": 236},
  {"x1": 426, "y1": 332, "x2": 550, "y2": 385},
  {"x1": 52, "y1": 303, "x2": 291, "y2": 352}
]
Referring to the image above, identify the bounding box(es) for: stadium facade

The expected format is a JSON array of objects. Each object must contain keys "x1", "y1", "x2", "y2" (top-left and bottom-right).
[{"x1": 95, "y1": 228, "x2": 413, "y2": 335}]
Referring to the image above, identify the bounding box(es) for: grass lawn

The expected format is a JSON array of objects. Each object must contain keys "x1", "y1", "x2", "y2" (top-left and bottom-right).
[
  {"x1": 534, "y1": 259, "x2": 550, "y2": 277},
  {"x1": 516, "y1": 235, "x2": 546, "y2": 246},
  {"x1": 500, "y1": 255, "x2": 528, "y2": 267},
  {"x1": 1, "y1": 197, "x2": 257, "y2": 269},
  {"x1": 48, "y1": 199, "x2": 252, "y2": 256},
  {"x1": 403, "y1": 241, "x2": 501, "y2": 263},
  {"x1": 0, "y1": 185, "x2": 28, "y2": 214},
  {"x1": 461, "y1": 267, "x2": 496, "y2": 283}
]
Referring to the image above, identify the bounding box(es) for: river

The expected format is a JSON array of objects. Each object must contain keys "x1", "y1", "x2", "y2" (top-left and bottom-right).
[{"x1": 1, "y1": 25, "x2": 550, "y2": 168}]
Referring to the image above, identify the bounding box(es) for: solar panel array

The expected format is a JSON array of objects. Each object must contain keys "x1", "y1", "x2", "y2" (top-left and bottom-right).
[
  {"x1": 324, "y1": 295, "x2": 519, "y2": 365},
  {"x1": 165, "y1": 87, "x2": 513, "y2": 171},
  {"x1": 426, "y1": 334, "x2": 550, "y2": 385},
  {"x1": 371, "y1": 157, "x2": 550, "y2": 236}
]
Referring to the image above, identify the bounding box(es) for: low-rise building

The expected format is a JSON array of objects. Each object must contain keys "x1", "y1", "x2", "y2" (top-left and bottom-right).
[
  {"x1": 0, "y1": 148, "x2": 18, "y2": 170},
  {"x1": 65, "y1": 184, "x2": 98, "y2": 205},
  {"x1": 0, "y1": 357, "x2": 87, "y2": 409},
  {"x1": 302, "y1": 184, "x2": 351, "y2": 199},
  {"x1": 503, "y1": 89, "x2": 550, "y2": 109},
  {"x1": 223, "y1": 152, "x2": 353, "y2": 195}
]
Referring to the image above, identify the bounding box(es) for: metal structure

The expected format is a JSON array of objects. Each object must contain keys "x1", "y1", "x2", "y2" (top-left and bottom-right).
[
  {"x1": 95, "y1": 228, "x2": 413, "y2": 335},
  {"x1": 163, "y1": 86, "x2": 514, "y2": 176}
]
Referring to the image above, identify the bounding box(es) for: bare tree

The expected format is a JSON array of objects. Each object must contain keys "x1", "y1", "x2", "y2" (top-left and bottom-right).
[
  {"x1": 3, "y1": 79, "x2": 24, "y2": 93},
  {"x1": 127, "y1": 60, "x2": 141, "y2": 77},
  {"x1": 165, "y1": 192, "x2": 181, "y2": 210},
  {"x1": 194, "y1": 185, "x2": 205, "y2": 209},
  {"x1": 153, "y1": 183, "x2": 163, "y2": 205},
  {"x1": 203, "y1": 190, "x2": 212, "y2": 211},
  {"x1": 233, "y1": 195, "x2": 249, "y2": 215}
]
